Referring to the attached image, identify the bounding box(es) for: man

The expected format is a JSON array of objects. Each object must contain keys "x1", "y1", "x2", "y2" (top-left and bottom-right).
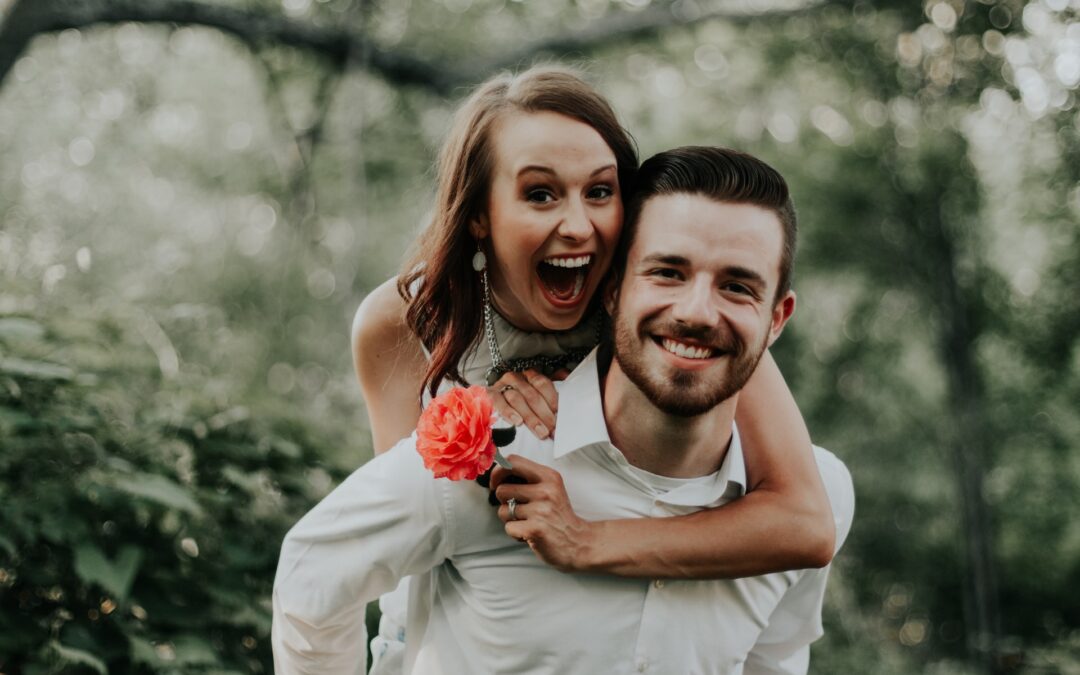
[{"x1": 273, "y1": 146, "x2": 855, "y2": 675}]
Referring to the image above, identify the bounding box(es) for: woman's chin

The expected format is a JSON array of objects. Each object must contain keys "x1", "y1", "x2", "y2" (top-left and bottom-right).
[{"x1": 532, "y1": 292, "x2": 592, "y2": 331}]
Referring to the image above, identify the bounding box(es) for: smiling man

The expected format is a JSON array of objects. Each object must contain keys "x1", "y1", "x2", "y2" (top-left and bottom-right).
[{"x1": 273, "y1": 147, "x2": 854, "y2": 675}]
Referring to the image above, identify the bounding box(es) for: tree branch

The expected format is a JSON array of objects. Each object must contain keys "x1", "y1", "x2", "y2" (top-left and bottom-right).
[
  {"x1": 0, "y1": 0, "x2": 453, "y2": 92},
  {"x1": 0, "y1": 0, "x2": 830, "y2": 94},
  {"x1": 468, "y1": 1, "x2": 829, "y2": 79}
]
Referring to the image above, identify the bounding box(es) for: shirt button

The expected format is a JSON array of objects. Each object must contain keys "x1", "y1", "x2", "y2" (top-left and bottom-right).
[
  {"x1": 636, "y1": 658, "x2": 649, "y2": 672},
  {"x1": 653, "y1": 579, "x2": 665, "y2": 589}
]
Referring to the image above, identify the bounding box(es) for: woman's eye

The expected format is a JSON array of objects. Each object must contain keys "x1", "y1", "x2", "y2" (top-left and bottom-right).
[
  {"x1": 651, "y1": 268, "x2": 682, "y2": 280},
  {"x1": 525, "y1": 188, "x2": 556, "y2": 204},
  {"x1": 587, "y1": 184, "x2": 614, "y2": 200}
]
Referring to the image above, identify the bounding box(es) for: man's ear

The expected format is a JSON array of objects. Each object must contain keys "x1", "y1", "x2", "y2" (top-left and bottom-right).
[
  {"x1": 602, "y1": 275, "x2": 621, "y2": 316},
  {"x1": 766, "y1": 290, "x2": 796, "y2": 347}
]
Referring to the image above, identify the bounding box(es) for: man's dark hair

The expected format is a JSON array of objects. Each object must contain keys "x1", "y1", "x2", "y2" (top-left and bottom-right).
[{"x1": 616, "y1": 146, "x2": 798, "y2": 302}]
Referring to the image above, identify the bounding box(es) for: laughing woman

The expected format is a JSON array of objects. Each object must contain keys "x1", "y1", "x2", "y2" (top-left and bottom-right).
[{"x1": 352, "y1": 66, "x2": 836, "y2": 673}]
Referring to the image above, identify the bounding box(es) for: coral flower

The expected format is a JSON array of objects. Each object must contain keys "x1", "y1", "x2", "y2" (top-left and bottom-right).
[{"x1": 416, "y1": 386, "x2": 496, "y2": 481}]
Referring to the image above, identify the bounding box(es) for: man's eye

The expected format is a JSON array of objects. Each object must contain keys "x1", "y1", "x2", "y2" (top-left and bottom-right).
[
  {"x1": 525, "y1": 188, "x2": 556, "y2": 204},
  {"x1": 651, "y1": 268, "x2": 682, "y2": 280},
  {"x1": 723, "y1": 282, "x2": 752, "y2": 295},
  {"x1": 587, "y1": 184, "x2": 614, "y2": 200}
]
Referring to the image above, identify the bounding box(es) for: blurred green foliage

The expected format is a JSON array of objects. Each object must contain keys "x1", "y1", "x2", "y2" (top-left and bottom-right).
[
  {"x1": 0, "y1": 0, "x2": 1078, "y2": 672},
  {"x1": 0, "y1": 302, "x2": 347, "y2": 673}
]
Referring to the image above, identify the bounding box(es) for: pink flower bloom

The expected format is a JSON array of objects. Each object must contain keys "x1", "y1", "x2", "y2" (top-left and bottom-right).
[{"x1": 416, "y1": 386, "x2": 496, "y2": 481}]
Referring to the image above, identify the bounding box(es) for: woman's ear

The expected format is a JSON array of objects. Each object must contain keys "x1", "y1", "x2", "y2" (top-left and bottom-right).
[{"x1": 469, "y1": 212, "x2": 490, "y2": 239}]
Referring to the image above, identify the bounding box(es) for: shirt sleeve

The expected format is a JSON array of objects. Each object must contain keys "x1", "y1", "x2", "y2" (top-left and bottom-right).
[
  {"x1": 742, "y1": 446, "x2": 855, "y2": 675},
  {"x1": 271, "y1": 435, "x2": 455, "y2": 675}
]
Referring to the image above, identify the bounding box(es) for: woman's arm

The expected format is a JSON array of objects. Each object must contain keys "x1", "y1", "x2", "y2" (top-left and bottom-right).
[
  {"x1": 352, "y1": 278, "x2": 429, "y2": 455},
  {"x1": 493, "y1": 351, "x2": 836, "y2": 579}
]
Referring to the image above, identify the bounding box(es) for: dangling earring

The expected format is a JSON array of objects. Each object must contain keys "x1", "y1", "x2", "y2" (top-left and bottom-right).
[
  {"x1": 475, "y1": 240, "x2": 508, "y2": 384},
  {"x1": 472, "y1": 242, "x2": 487, "y2": 272}
]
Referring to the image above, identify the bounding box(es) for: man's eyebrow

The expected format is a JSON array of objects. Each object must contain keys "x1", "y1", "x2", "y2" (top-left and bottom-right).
[
  {"x1": 725, "y1": 266, "x2": 767, "y2": 287},
  {"x1": 638, "y1": 253, "x2": 690, "y2": 267},
  {"x1": 638, "y1": 257, "x2": 768, "y2": 285},
  {"x1": 516, "y1": 163, "x2": 617, "y2": 178}
]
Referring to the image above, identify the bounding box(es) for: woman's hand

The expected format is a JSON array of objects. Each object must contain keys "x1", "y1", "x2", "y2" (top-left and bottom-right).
[
  {"x1": 487, "y1": 369, "x2": 568, "y2": 440},
  {"x1": 491, "y1": 455, "x2": 593, "y2": 573}
]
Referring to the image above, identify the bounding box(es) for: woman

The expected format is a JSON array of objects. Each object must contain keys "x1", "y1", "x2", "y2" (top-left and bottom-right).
[{"x1": 353, "y1": 66, "x2": 835, "y2": 671}]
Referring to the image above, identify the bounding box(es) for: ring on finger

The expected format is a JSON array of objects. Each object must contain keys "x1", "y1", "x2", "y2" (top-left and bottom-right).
[
  {"x1": 500, "y1": 384, "x2": 515, "y2": 394},
  {"x1": 507, "y1": 497, "x2": 518, "y2": 521}
]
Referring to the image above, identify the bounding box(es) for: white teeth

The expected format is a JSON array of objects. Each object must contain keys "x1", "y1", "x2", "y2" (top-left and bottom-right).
[
  {"x1": 542, "y1": 255, "x2": 592, "y2": 268},
  {"x1": 661, "y1": 338, "x2": 713, "y2": 360}
]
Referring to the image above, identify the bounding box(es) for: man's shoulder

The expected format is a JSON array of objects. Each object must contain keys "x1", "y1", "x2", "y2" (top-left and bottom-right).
[{"x1": 810, "y1": 445, "x2": 856, "y2": 551}]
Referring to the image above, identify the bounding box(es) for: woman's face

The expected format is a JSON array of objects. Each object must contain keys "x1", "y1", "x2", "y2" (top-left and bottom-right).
[{"x1": 475, "y1": 110, "x2": 623, "y2": 333}]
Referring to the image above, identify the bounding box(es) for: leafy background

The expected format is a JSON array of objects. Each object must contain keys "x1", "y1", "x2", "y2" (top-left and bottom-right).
[{"x1": 0, "y1": 0, "x2": 1077, "y2": 673}]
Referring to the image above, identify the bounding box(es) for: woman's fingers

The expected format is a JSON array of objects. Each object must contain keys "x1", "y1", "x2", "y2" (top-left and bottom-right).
[
  {"x1": 488, "y1": 372, "x2": 525, "y2": 426},
  {"x1": 522, "y1": 369, "x2": 559, "y2": 416},
  {"x1": 549, "y1": 368, "x2": 572, "y2": 382},
  {"x1": 488, "y1": 371, "x2": 557, "y2": 439}
]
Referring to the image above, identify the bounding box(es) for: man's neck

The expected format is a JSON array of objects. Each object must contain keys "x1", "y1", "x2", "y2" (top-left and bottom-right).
[{"x1": 601, "y1": 359, "x2": 735, "y2": 479}]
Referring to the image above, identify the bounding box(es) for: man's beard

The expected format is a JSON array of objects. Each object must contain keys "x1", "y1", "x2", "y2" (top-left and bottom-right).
[{"x1": 612, "y1": 308, "x2": 768, "y2": 418}]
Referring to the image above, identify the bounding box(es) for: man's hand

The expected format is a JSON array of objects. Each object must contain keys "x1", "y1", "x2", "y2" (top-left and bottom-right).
[{"x1": 491, "y1": 455, "x2": 593, "y2": 573}]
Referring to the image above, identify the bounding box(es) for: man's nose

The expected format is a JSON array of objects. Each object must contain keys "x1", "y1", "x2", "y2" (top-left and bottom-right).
[
  {"x1": 671, "y1": 277, "x2": 720, "y2": 327},
  {"x1": 556, "y1": 198, "x2": 593, "y2": 242}
]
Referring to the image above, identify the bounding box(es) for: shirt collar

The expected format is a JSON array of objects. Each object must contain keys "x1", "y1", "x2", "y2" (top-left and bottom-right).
[
  {"x1": 551, "y1": 348, "x2": 611, "y2": 459},
  {"x1": 552, "y1": 348, "x2": 747, "y2": 507}
]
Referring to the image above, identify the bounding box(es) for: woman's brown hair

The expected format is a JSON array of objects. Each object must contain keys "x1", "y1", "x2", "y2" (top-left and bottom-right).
[{"x1": 397, "y1": 66, "x2": 638, "y2": 397}]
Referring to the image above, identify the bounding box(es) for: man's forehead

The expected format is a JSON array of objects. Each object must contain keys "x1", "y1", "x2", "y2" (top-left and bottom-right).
[{"x1": 631, "y1": 193, "x2": 784, "y2": 274}]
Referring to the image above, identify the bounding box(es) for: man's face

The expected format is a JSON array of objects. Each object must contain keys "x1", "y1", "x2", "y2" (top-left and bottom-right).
[{"x1": 607, "y1": 193, "x2": 795, "y2": 417}]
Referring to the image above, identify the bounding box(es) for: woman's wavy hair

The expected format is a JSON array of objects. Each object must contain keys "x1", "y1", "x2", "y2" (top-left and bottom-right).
[{"x1": 398, "y1": 66, "x2": 638, "y2": 396}]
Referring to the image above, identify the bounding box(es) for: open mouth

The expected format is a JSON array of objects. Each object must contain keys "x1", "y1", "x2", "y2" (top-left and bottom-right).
[
  {"x1": 536, "y1": 254, "x2": 592, "y2": 306},
  {"x1": 653, "y1": 336, "x2": 719, "y2": 361}
]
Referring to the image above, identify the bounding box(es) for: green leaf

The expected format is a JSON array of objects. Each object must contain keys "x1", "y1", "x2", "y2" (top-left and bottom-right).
[
  {"x1": 109, "y1": 473, "x2": 203, "y2": 516},
  {"x1": 270, "y1": 437, "x2": 301, "y2": 459},
  {"x1": 0, "y1": 406, "x2": 35, "y2": 433},
  {"x1": 73, "y1": 545, "x2": 143, "y2": 601},
  {"x1": 172, "y1": 635, "x2": 220, "y2": 666},
  {"x1": 128, "y1": 636, "x2": 159, "y2": 665},
  {"x1": 0, "y1": 317, "x2": 45, "y2": 342},
  {"x1": 0, "y1": 357, "x2": 74, "y2": 381},
  {"x1": 49, "y1": 641, "x2": 107, "y2": 675}
]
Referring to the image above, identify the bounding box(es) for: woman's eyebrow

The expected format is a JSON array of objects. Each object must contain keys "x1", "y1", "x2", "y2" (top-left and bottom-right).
[
  {"x1": 517, "y1": 165, "x2": 556, "y2": 177},
  {"x1": 516, "y1": 163, "x2": 617, "y2": 178}
]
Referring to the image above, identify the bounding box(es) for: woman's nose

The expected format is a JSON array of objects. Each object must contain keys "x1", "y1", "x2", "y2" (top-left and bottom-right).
[{"x1": 556, "y1": 199, "x2": 593, "y2": 242}]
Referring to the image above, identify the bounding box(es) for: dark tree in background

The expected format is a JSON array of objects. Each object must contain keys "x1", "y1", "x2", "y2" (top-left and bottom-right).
[{"x1": 0, "y1": 0, "x2": 1076, "y2": 673}]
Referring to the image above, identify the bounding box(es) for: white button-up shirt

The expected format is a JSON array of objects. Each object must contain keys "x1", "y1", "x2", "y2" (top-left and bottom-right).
[{"x1": 273, "y1": 350, "x2": 856, "y2": 675}]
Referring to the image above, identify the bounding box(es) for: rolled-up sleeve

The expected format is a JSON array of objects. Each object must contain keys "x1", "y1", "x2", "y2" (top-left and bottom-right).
[{"x1": 272, "y1": 436, "x2": 453, "y2": 675}]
